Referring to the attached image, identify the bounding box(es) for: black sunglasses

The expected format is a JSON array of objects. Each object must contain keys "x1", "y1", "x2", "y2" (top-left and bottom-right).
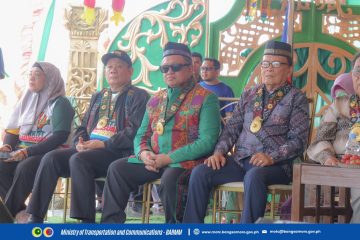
[{"x1": 159, "y1": 64, "x2": 191, "y2": 73}]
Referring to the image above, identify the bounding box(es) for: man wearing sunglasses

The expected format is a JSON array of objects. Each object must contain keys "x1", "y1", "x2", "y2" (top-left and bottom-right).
[
  {"x1": 200, "y1": 58, "x2": 235, "y2": 120},
  {"x1": 101, "y1": 42, "x2": 221, "y2": 223},
  {"x1": 183, "y1": 40, "x2": 309, "y2": 223}
]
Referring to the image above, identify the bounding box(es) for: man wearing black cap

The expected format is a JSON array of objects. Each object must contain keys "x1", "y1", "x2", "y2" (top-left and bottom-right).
[
  {"x1": 183, "y1": 40, "x2": 309, "y2": 223},
  {"x1": 26, "y1": 50, "x2": 149, "y2": 223},
  {"x1": 101, "y1": 42, "x2": 221, "y2": 223}
]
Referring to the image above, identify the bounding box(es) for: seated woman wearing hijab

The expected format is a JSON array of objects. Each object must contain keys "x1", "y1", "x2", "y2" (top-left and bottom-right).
[
  {"x1": 307, "y1": 52, "x2": 360, "y2": 223},
  {"x1": 279, "y1": 71, "x2": 355, "y2": 220},
  {"x1": 0, "y1": 62, "x2": 74, "y2": 222}
]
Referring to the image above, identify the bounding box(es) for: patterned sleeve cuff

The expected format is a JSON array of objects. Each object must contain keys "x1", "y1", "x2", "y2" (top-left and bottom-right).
[
  {"x1": 214, "y1": 147, "x2": 226, "y2": 155},
  {"x1": 137, "y1": 148, "x2": 151, "y2": 160},
  {"x1": 313, "y1": 149, "x2": 335, "y2": 165}
]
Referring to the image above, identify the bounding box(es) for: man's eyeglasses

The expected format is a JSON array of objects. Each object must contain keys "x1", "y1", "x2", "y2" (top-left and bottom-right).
[
  {"x1": 200, "y1": 66, "x2": 216, "y2": 72},
  {"x1": 260, "y1": 61, "x2": 288, "y2": 68},
  {"x1": 159, "y1": 63, "x2": 191, "y2": 73}
]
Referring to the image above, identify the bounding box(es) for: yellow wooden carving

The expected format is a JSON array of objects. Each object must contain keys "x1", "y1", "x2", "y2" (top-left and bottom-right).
[{"x1": 64, "y1": 6, "x2": 108, "y2": 117}]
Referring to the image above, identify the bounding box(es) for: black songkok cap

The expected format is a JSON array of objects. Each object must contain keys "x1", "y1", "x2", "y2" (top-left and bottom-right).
[
  {"x1": 163, "y1": 42, "x2": 191, "y2": 60},
  {"x1": 264, "y1": 40, "x2": 292, "y2": 65}
]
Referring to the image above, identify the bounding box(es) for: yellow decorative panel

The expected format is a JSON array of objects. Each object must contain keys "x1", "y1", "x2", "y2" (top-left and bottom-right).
[{"x1": 64, "y1": 6, "x2": 108, "y2": 117}]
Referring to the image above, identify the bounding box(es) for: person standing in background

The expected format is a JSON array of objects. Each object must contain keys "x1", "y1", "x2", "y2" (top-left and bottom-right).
[
  {"x1": 200, "y1": 58, "x2": 235, "y2": 119},
  {"x1": 191, "y1": 52, "x2": 203, "y2": 83}
]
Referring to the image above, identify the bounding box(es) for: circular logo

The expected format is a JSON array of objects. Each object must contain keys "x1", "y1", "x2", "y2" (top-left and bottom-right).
[
  {"x1": 193, "y1": 228, "x2": 200, "y2": 235},
  {"x1": 32, "y1": 227, "x2": 42, "y2": 238},
  {"x1": 43, "y1": 227, "x2": 54, "y2": 238}
]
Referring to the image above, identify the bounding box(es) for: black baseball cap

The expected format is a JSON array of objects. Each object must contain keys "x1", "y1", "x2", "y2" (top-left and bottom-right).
[{"x1": 101, "y1": 50, "x2": 132, "y2": 66}]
